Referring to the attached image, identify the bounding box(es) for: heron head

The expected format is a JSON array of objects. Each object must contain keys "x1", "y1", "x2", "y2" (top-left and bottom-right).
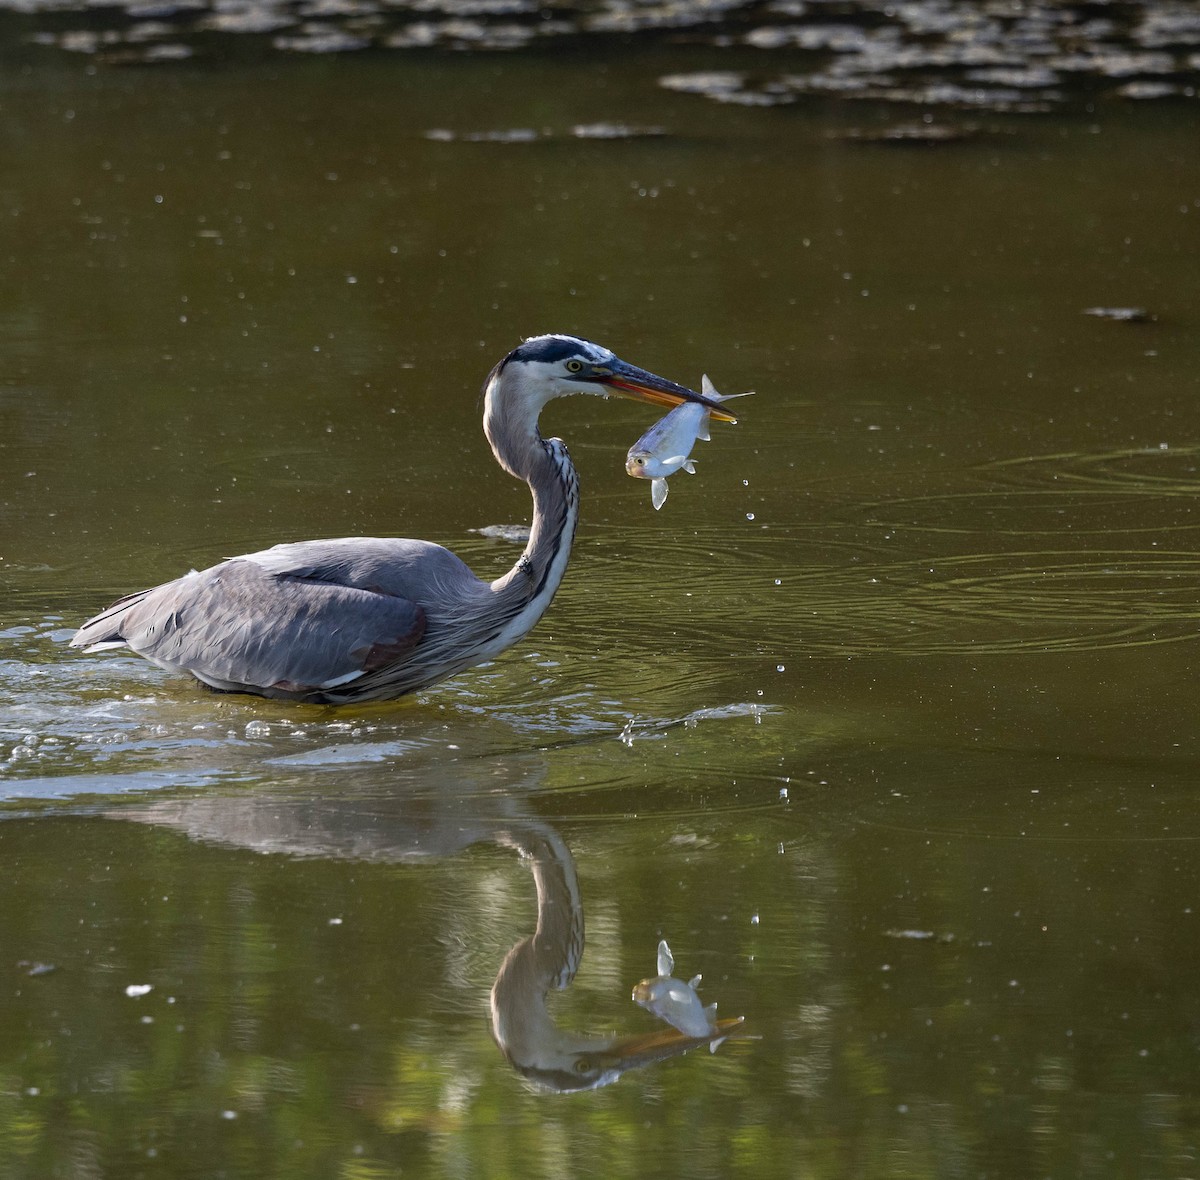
[{"x1": 493, "y1": 334, "x2": 737, "y2": 423}]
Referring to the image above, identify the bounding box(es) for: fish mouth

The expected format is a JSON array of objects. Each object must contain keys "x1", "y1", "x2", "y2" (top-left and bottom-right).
[{"x1": 590, "y1": 358, "x2": 737, "y2": 423}]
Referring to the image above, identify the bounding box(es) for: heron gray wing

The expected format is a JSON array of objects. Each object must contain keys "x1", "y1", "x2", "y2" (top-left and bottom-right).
[
  {"x1": 71, "y1": 586, "x2": 160, "y2": 649},
  {"x1": 240, "y1": 538, "x2": 479, "y2": 603},
  {"x1": 75, "y1": 558, "x2": 426, "y2": 695}
]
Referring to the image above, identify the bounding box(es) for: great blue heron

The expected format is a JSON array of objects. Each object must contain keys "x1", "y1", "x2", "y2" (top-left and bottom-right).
[
  {"x1": 114, "y1": 774, "x2": 745, "y2": 1092},
  {"x1": 71, "y1": 334, "x2": 735, "y2": 703}
]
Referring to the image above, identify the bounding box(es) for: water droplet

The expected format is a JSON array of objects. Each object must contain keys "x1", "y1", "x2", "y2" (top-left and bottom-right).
[
  {"x1": 746, "y1": 512, "x2": 755, "y2": 521},
  {"x1": 776, "y1": 664, "x2": 785, "y2": 672}
]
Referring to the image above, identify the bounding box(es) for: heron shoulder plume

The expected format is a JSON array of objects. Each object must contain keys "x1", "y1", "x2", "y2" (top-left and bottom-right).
[{"x1": 72, "y1": 335, "x2": 714, "y2": 703}]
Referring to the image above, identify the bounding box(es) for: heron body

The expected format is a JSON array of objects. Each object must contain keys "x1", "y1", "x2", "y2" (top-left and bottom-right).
[{"x1": 72, "y1": 334, "x2": 733, "y2": 703}]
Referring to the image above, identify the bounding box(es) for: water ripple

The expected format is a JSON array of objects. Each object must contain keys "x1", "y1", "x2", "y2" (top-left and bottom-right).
[
  {"x1": 984, "y1": 444, "x2": 1200, "y2": 495},
  {"x1": 568, "y1": 539, "x2": 1200, "y2": 659},
  {"x1": 844, "y1": 446, "x2": 1200, "y2": 538}
]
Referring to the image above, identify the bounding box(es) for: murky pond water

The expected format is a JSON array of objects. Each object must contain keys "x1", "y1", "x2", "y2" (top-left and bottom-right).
[{"x1": 3, "y1": 8, "x2": 1200, "y2": 1176}]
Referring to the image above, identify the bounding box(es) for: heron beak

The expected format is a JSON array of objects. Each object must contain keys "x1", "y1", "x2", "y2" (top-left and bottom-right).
[
  {"x1": 587, "y1": 1016, "x2": 748, "y2": 1074},
  {"x1": 594, "y1": 359, "x2": 738, "y2": 423}
]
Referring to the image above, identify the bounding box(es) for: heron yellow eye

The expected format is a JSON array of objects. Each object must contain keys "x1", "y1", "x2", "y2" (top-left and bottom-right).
[{"x1": 565, "y1": 359, "x2": 584, "y2": 373}]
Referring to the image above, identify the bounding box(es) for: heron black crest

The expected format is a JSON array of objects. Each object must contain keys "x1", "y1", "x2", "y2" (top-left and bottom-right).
[{"x1": 505, "y1": 335, "x2": 607, "y2": 367}]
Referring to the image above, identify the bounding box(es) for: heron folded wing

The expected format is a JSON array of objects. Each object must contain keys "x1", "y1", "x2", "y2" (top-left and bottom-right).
[
  {"x1": 71, "y1": 587, "x2": 157, "y2": 649},
  {"x1": 88, "y1": 559, "x2": 426, "y2": 695},
  {"x1": 239, "y1": 537, "x2": 475, "y2": 602}
]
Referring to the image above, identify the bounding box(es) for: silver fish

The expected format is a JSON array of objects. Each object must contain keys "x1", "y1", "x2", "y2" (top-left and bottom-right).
[
  {"x1": 625, "y1": 375, "x2": 748, "y2": 509},
  {"x1": 631, "y1": 939, "x2": 719, "y2": 1040}
]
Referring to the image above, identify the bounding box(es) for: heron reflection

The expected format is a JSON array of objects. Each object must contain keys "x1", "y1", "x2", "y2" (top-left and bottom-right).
[
  {"x1": 491, "y1": 825, "x2": 744, "y2": 1092},
  {"x1": 112, "y1": 761, "x2": 744, "y2": 1092}
]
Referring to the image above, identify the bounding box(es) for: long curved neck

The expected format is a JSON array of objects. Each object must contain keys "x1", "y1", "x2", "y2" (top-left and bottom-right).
[
  {"x1": 485, "y1": 394, "x2": 580, "y2": 632},
  {"x1": 490, "y1": 825, "x2": 612, "y2": 1082},
  {"x1": 491, "y1": 824, "x2": 585, "y2": 1024}
]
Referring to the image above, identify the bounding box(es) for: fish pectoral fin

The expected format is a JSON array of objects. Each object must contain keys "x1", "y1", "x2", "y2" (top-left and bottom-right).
[
  {"x1": 651, "y1": 478, "x2": 668, "y2": 511},
  {"x1": 682, "y1": 460, "x2": 696, "y2": 475}
]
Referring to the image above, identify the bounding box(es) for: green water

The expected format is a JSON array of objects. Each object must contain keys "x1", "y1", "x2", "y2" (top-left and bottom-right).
[{"x1": 3, "y1": 40, "x2": 1200, "y2": 1180}]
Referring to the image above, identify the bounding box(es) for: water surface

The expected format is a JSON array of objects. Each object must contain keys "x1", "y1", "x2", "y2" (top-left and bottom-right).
[{"x1": 3, "y1": 29, "x2": 1200, "y2": 1180}]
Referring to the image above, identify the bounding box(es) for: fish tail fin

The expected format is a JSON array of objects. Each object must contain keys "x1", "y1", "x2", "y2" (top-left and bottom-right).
[{"x1": 702, "y1": 373, "x2": 755, "y2": 405}]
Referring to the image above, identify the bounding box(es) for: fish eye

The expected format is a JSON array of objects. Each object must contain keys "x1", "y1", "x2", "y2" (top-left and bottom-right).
[
  {"x1": 565, "y1": 359, "x2": 584, "y2": 373},
  {"x1": 635, "y1": 457, "x2": 645, "y2": 466},
  {"x1": 574, "y1": 1057, "x2": 592, "y2": 1073}
]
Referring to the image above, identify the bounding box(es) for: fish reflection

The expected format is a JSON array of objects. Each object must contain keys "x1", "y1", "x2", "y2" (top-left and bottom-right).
[
  {"x1": 632, "y1": 939, "x2": 723, "y2": 1041},
  {"x1": 112, "y1": 760, "x2": 744, "y2": 1093}
]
